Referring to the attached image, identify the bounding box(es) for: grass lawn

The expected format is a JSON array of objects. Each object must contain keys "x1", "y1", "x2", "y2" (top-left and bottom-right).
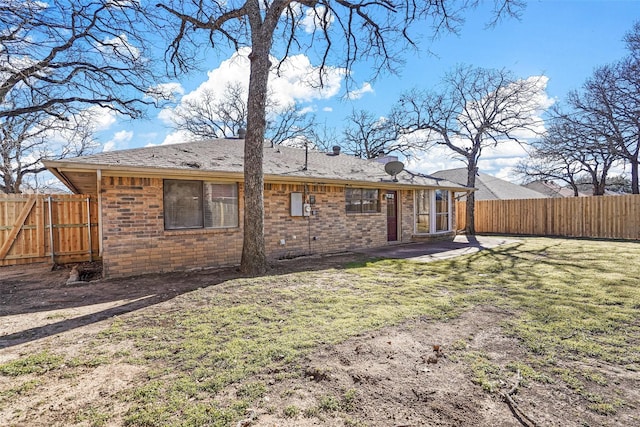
[{"x1": 1, "y1": 237, "x2": 639, "y2": 426}]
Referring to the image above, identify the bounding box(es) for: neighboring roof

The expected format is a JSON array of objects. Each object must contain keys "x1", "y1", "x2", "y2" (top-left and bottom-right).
[
  {"x1": 44, "y1": 139, "x2": 469, "y2": 194},
  {"x1": 431, "y1": 168, "x2": 548, "y2": 200},
  {"x1": 523, "y1": 180, "x2": 587, "y2": 198}
]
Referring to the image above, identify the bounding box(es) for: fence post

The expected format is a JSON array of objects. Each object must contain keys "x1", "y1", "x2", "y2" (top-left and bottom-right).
[
  {"x1": 48, "y1": 195, "x2": 55, "y2": 265},
  {"x1": 86, "y1": 196, "x2": 93, "y2": 262}
]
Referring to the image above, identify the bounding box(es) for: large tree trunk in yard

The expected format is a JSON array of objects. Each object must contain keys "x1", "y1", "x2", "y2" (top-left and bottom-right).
[
  {"x1": 240, "y1": 27, "x2": 273, "y2": 276},
  {"x1": 465, "y1": 164, "x2": 478, "y2": 235}
]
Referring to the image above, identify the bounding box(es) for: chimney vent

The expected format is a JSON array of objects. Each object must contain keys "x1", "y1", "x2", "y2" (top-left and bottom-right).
[
  {"x1": 332, "y1": 145, "x2": 341, "y2": 155},
  {"x1": 237, "y1": 128, "x2": 247, "y2": 139}
]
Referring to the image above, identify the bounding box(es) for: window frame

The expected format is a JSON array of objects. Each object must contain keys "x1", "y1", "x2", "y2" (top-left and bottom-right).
[
  {"x1": 345, "y1": 187, "x2": 381, "y2": 214},
  {"x1": 163, "y1": 179, "x2": 239, "y2": 231},
  {"x1": 414, "y1": 189, "x2": 452, "y2": 234}
]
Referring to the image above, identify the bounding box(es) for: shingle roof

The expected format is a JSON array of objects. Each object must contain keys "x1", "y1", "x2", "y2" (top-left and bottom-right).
[
  {"x1": 523, "y1": 180, "x2": 587, "y2": 198},
  {"x1": 431, "y1": 168, "x2": 547, "y2": 200},
  {"x1": 44, "y1": 139, "x2": 469, "y2": 191}
]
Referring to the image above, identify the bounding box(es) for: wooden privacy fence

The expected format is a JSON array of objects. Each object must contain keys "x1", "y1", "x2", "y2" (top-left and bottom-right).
[
  {"x1": 456, "y1": 195, "x2": 640, "y2": 240},
  {"x1": 0, "y1": 194, "x2": 99, "y2": 266}
]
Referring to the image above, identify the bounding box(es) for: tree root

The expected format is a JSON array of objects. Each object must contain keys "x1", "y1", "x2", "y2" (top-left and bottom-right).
[{"x1": 502, "y1": 369, "x2": 538, "y2": 427}]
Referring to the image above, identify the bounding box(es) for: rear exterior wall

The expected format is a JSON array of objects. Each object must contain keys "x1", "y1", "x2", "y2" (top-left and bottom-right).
[{"x1": 100, "y1": 177, "x2": 404, "y2": 278}]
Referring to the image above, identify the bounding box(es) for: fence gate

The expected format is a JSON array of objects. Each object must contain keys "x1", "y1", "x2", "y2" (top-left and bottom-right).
[{"x1": 0, "y1": 194, "x2": 99, "y2": 266}]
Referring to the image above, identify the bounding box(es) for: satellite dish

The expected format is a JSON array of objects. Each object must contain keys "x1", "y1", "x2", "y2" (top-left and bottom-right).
[{"x1": 384, "y1": 161, "x2": 404, "y2": 182}]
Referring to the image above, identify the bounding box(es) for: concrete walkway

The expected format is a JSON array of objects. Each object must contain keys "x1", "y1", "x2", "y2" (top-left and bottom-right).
[{"x1": 355, "y1": 235, "x2": 519, "y2": 262}]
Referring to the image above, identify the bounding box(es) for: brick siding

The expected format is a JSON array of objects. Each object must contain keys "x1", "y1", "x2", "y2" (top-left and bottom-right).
[
  {"x1": 264, "y1": 183, "x2": 388, "y2": 260},
  {"x1": 100, "y1": 177, "x2": 402, "y2": 278}
]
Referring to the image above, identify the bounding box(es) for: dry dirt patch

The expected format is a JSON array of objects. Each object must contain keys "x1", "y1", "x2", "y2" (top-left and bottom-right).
[
  {"x1": 243, "y1": 305, "x2": 635, "y2": 427},
  {"x1": 1, "y1": 242, "x2": 639, "y2": 427},
  {"x1": 252, "y1": 306, "x2": 518, "y2": 427}
]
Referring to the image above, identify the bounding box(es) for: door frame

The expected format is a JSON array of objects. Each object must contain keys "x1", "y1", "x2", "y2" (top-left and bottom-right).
[{"x1": 386, "y1": 190, "x2": 398, "y2": 242}]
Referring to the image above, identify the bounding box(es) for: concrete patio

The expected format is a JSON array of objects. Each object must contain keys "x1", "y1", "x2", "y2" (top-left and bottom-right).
[{"x1": 355, "y1": 235, "x2": 519, "y2": 262}]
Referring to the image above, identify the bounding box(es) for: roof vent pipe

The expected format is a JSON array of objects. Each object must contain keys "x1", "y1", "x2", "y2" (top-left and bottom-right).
[
  {"x1": 237, "y1": 128, "x2": 247, "y2": 139},
  {"x1": 332, "y1": 145, "x2": 341, "y2": 155}
]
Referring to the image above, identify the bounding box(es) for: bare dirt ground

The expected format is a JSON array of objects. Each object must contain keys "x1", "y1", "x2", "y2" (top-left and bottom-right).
[{"x1": 1, "y1": 255, "x2": 638, "y2": 427}]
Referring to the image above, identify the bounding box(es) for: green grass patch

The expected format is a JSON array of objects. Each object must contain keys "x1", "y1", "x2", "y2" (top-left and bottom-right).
[
  {"x1": 0, "y1": 351, "x2": 64, "y2": 376},
  {"x1": 4, "y1": 237, "x2": 639, "y2": 425},
  {"x1": 110, "y1": 238, "x2": 640, "y2": 422}
]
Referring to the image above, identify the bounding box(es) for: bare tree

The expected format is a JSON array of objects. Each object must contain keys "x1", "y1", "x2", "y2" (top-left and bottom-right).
[
  {"x1": 1, "y1": 0, "x2": 163, "y2": 192},
  {"x1": 395, "y1": 65, "x2": 548, "y2": 234},
  {"x1": 266, "y1": 102, "x2": 317, "y2": 147},
  {"x1": 0, "y1": 0, "x2": 161, "y2": 120},
  {"x1": 156, "y1": 1, "x2": 523, "y2": 274},
  {"x1": 170, "y1": 81, "x2": 317, "y2": 144},
  {"x1": 518, "y1": 112, "x2": 619, "y2": 196},
  {"x1": 515, "y1": 150, "x2": 583, "y2": 197},
  {"x1": 571, "y1": 63, "x2": 640, "y2": 194},
  {"x1": 343, "y1": 109, "x2": 403, "y2": 159},
  {"x1": 307, "y1": 120, "x2": 341, "y2": 153},
  {"x1": 0, "y1": 104, "x2": 99, "y2": 193},
  {"x1": 171, "y1": 86, "x2": 246, "y2": 139}
]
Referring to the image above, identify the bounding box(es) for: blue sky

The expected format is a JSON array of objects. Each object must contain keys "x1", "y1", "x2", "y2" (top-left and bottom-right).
[{"x1": 97, "y1": 0, "x2": 640, "y2": 182}]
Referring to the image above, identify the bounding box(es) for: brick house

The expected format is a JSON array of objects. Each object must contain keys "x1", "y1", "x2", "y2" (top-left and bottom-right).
[{"x1": 44, "y1": 139, "x2": 469, "y2": 278}]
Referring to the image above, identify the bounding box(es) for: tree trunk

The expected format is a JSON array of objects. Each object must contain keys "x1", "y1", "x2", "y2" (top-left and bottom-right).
[
  {"x1": 631, "y1": 157, "x2": 639, "y2": 194},
  {"x1": 571, "y1": 185, "x2": 579, "y2": 197},
  {"x1": 465, "y1": 164, "x2": 478, "y2": 235},
  {"x1": 593, "y1": 177, "x2": 606, "y2": 196},
  {"x1": 240, "y1": 37, "x2": 271, "y2": 275}
]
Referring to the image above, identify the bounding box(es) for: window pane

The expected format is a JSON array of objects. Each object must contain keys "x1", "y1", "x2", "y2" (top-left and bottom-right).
[
  {"x1": 362, "y1": 189, "x2": 379, "y2": 213},
  {"x1": 415, "y1": 190, "x2": 430, "y2": 233},
  {"x1": 362, "y1": 198, "x2": 379, "y2": 213},
  {"x1": 204, "y1": 183, "x2": 238, "y2": 228},
  {"x1": 164, "y1": 180, "x2": 203, "y2": 229},
  {"x1": 362, "y1": 189, "x2": 378, "y2": 199},
  {"x1": 346, "y1": 202, "x2": 361, "y2": 213},
  {"x1": 435, "y1": 190, "x2": 449, "y2": 232},
  {"x1": 346, "y1": 188, "x2": 379, "y2": 214},
  {"x1": 346, "y1": 188, "x2": 361, "y2": 213},
  {"x1": 436, "y1": 190, "x2": 449, "y2": 213},
  {"x1": 417, "y1": 190, "x2": 430, "y2": 215},
  {"x1": 435, "y1": 213, "x2": 449, "y2": 231}
]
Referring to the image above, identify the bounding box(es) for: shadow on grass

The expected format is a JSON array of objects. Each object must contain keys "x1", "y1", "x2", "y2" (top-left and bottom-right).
[
  {"x1": 0, "y1": 252, "x2": 375, "y2": 349},
  {"x1": 3, "y1": 235, "x2": 625, "y2": 350}
]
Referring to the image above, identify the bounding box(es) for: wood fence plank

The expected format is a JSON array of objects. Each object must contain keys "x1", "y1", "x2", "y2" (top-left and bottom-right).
[
  {"x1": 0, "y1": 196, "x2": 36, "y2": 260},
  {"x1": 455, "y1": 195, "x2": 640, "y2": 241},
  {"x1": 0, "y1": 194, "x2": 102, "y2": 266}
]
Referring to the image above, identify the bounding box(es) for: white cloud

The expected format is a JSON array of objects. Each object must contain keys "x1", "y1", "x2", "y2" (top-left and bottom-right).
[
  {"x1": 466, "y1": 75, "x2": 553, "y2": 142},
  {"x1": 298, "y1": 5, "x2": 334, "y2": 33},
  {"x1": 298, "y1": 106, "x2": 315, "y2": 115},
  {"x1": 270, "y1": 53, "x2": 344, "y2": 103},
  {"x1": 159, "y1": 48, "x2": 345, "y2": 131},
  {"x1": 347, "y1": 82, "x2": 374, "y2": 100},
  {"x1": 99, "y1": 34, "x2": 140, "y2": 61},
  {"x1": 404, "y1": 144, "x2": 466, "y2": 176},
  {"x1": 103, "y1": 130, "x2": 133, "y2": 152},
  {"x1": 161, "y1": 130, "x2": 194, "y2": 145},
  {"x1": 85, "y1": 107, "x2": 117, "y2": 132},
  {"x1": 147, "y1": 82, "x2": 185, "y2": 102},
  {"x1": 322, "y1": 106, "x2": 333, "y2": 112}
]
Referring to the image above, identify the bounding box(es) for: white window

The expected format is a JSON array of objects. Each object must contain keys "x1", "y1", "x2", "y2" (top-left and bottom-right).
[
  {"x1": 435, "y1": 189, "x2": 450, "y2": 232},
  {"x1": 414, "y1": 189, "x2": 451, "y2": 234},
  {"x1": 164, "y1": 180, "x2": 238, "y2": 230}
]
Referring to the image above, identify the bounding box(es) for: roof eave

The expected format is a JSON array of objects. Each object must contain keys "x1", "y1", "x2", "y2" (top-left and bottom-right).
[
  {"x1": 43, "y1": 161, "x2": 471, "y2": 192},
  {"x1": 46, "y1": 166, "x2": 83, "y2": 194}
]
